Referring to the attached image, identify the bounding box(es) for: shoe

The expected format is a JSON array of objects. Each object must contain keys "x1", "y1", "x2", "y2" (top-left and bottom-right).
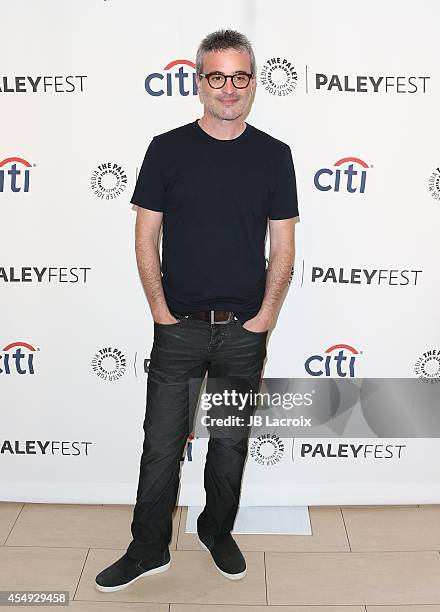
[
  {"x1": 95, "y1": 549, "x2": 170, "y2": 592},
  {"x1": 197, "y1": 531, "x2": 247, "y2": 580}
]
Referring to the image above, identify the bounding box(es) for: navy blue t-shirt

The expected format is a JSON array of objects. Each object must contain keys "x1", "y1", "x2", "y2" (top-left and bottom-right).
[{"x1": 130, "y1": 119, "x2": 299, "y2": 323}]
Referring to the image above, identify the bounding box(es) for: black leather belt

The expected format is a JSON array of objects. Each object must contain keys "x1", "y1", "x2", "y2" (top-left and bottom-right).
[{"x1": 176, "y1": 310, "x2": 235, "y2": 324}]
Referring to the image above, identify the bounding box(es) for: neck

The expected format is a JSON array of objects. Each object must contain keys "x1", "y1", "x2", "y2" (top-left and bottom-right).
[{"x1": 197, "y1": 115, "x2": 247, "y2": 140}]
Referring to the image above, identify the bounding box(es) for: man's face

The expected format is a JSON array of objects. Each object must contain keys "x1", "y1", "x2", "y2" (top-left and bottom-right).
[{"x1": 197, "y1": 48, "x2": 255, "y2": 122}]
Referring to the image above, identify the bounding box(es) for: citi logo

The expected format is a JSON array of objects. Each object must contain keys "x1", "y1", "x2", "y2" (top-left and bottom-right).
[
  {"x1": 145, "y1": 59, "x2": 197, "y2": 97},
  {"x1": 305, "y1": 343, "x2": 360, "y2": 377},
  {"x1": 0, "y1": 341, "x2": 38, "y2": 375},
  {"x1": 314, "y1": 157, "x2": 370, "y2": 193},
  {"x1": 0, "y1": 157, "x2": 33, "y2": 193}
]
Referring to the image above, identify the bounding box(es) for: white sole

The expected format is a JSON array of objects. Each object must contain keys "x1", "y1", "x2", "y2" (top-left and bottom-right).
[
  {"x1": 197, "y1": 536, "x2": 247, "y2": 580},
  {"x1": 95, "y1": 559, "x2": 171, "y2": 592}
]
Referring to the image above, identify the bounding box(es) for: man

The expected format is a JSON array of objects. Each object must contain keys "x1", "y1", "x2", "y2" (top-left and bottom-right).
[{"x1": 95, "y1": 28, "x2": 299, "y2": 592}]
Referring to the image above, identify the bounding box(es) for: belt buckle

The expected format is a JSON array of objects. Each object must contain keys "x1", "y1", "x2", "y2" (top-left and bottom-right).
[{"x1": 210, "y1": 309, "x2": 233, "y2": 324}]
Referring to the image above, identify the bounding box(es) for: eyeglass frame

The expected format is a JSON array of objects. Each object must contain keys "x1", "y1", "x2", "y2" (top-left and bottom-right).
[{"x1": 198, "y1": 71, "x2": 254, "y2": 89}]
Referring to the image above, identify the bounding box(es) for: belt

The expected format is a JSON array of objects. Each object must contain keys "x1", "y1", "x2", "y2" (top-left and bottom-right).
[{"x1": 176, "y1": 309, "x2": 235, "y2": 324}]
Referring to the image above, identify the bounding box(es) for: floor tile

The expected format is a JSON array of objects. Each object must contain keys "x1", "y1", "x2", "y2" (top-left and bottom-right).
[
  {"x1": 5, "y1": 503, "x2": 180, "y2": 550},
  {"x1": 69, "y1": 604, "x2": 167, "y2": 611},
  {"x1": 266, "y1": 550, "x2": 440, "y2": 605},
  {"x1": 0, "y1": 546, "x2": 87, "y2": 592},
  {"x1": 0, "y1": 502, "x2": 23, "y2": 545},
  {"x1": 342, "y1": 506, "x2": 440, "y2": 551},
  {"x1": 16, "y1": 603, "x2": 167, "y2": 611},
  {"x1": 340, "y1": 505, "x2": 419, "y2": 509},
  {"x1": 171, "y1": 605, "x2": 365, "y2": 611},
  {"x1": 368, "y1": 607, "x2": 440, "y2": 611}
]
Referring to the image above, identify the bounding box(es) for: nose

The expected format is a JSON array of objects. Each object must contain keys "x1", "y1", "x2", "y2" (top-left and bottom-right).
[{"x1": 223, "y1": 77, "x2": 236, "y2": 95}]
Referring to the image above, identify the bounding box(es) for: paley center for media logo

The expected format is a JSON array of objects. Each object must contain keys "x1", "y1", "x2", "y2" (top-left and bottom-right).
[
  {"x1": 0, "y1": 341, "x2": 38, "y2": 375},
  {"x1": 91, "y1": 346, "x2": 127, "y2": 381},
  {"x1": 314, "y1": 156, "x2": 371, "y2": 193},
  {"x1": 0, "y1": 156, "x2": 34, "y2": 193},
  {"x1": 145, "y1": 59, "x2": 197, "y2": 97},
  {"x1": 249, "y1": 433, "x2": 285, "y2": 466},
  {"x1": 305, "y1": 343, "x2": 362, "y2": 377},
  {"x1": 91, "y1": 162, "x2": 127, "y2": 200},
  {"x1": 428, "y1": 166, "x2": 440, "y2": 201},
  {"x1": 259, "y1": 57, "x2": 298, "y2": 96},
  {"x1": 414, "y1": 349, "x2": 440, "y2": 383}
]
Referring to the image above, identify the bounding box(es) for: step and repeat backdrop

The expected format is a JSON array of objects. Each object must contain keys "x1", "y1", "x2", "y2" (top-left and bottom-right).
[{"x1": 2, "y1": 0, "x2": 440, "y2": 505}]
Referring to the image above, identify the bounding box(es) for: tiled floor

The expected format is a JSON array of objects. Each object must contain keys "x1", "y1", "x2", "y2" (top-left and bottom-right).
[{"x1": 1, "y1": 502, "x2": 440, "y2": 611}]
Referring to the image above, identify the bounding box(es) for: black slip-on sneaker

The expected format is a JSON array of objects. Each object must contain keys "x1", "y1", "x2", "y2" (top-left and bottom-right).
[
  {"x1": 95, "y1": 549, "x2": 170, "y2": 592},
  {"x1": 197, "y1": 531, "x2": 247, "y2": 580}
]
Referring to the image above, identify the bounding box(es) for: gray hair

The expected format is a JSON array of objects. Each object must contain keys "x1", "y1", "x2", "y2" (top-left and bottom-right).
[{"x1": 195, "y1": 29, "x2": 256, "y2": 75}]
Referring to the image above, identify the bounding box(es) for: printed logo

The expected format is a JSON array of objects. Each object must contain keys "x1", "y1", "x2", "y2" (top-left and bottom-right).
[
  {"x1": 91, "y1": 162, "x2": 127, "y2": 200},
  {"x1": 296, "y1": 441, "x2": 406, "y2": 459},
  {"x1": 0, "y1": 75, "x2": 87, "y2": 94},
  {"x1": 0, "y1": 266, "x2": 91, "y2": 283},
  {"x1": 260, "y1": 57, "x2": 298, "y2": 96},
  {"x1": 313, "y1": 72, "x2": 429, "y2": 94},
  {"x1": 314, "y1": 156, "x2": 370, "y2": 193},
  {"x1": 145, "y1": 59, "x2": 197, "y2": 97},
  {"x1": 308, "y1": 265, "x2": 422, "y2": 286},
  {"x1": 428, "y1": 166, "x2": 440, "y2": 201},
  {"x1": 1, "y1": 440, "x2": 92, "y2": 455},
  {"x1": 249, "y1": 433, "x2": 285, "y2": 466},
  {"x1": 91, "y1": 347, "x2": 127, "y2": 381},
  {"x1": 0, "y1": 341, "x2": 38, "y2": 375},
  {"x1": 414, "y1": 349, "x2": 440, "y2": 383},
  {"x1": 305, "y1": 343, "x2": 361, "y2": 377},
  {"x1": 0, "y1": 157, "x2": 33, "y2": 193}
]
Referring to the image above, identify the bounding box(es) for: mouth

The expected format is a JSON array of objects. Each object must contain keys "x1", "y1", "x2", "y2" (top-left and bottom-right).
[{"x1": 220, "y1": 98, "x2": 239, "y2": 105}]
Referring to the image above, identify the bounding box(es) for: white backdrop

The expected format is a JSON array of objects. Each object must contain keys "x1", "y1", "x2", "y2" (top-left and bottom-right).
[{"x1": 1, "y1": 0, "x2": 439, "y2": 505}]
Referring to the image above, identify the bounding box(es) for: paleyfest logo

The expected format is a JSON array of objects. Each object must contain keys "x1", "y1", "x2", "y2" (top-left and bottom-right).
[
  {"x1": 0, "y1": 156, "x2": 33, "y2": 193},
  {"x1": 305, "y1": 343, "x2": 361, "y2": 377},
  {"x1": 314, "y1": 156, "x2": 371, "y2": 193},
  {"x1": 309, "y1": 265, "x2": 422, "y2": 287},
  {"x1": 0, "y1": 74, "x2": 87, "y2": 94},
  {"x1": 145, "y1": 59, "x2": 197, "y2": 97},
  {"x1": 313, "y1": 72, "x2": 429, "y2": 94}
]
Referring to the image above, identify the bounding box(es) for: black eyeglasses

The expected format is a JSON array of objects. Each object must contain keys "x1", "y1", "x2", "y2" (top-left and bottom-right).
[{"x1": 199, "y1": 72, "x2": 253, "y2": 89}]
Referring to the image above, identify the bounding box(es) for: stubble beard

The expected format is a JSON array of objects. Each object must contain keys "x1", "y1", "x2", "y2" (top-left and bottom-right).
[{"x1": 199, "y1": 90, "x2": 250, "y2": 122}]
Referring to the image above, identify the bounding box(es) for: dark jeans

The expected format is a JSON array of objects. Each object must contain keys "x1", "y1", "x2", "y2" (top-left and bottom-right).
[{"x1": 126, "y1": 313, "x2": 268, "y2": 560}]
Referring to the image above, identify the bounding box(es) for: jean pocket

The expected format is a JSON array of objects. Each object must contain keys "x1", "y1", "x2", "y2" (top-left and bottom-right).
[
  {"x1": 235, "y1": 319, "x2": 268, "y2": 336},
  {"x1": 154, "y1": 314, "x2": 187, "y2": 327}
]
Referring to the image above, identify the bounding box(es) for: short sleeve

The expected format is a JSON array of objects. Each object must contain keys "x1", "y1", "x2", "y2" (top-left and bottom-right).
[
  {"x1": 130, "y1": 137, "x2": 165, "y2": 212},
  {"x1": 268, "y1": 145, "x2": 299, "y2": 220}
]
